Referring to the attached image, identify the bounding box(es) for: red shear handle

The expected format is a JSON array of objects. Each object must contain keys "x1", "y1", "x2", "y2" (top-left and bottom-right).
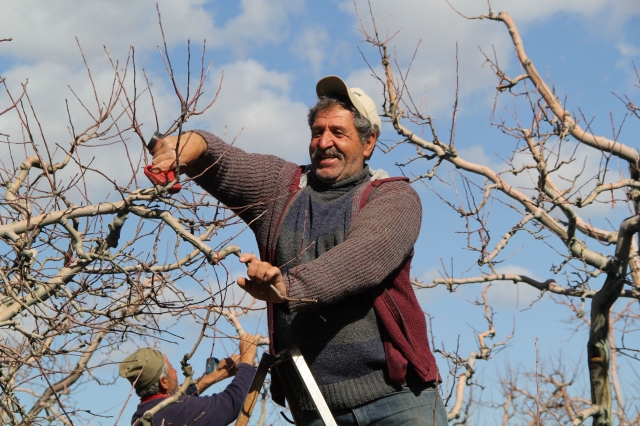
[{"x1": 143, "y1": 165, "x2": 182, "y2": 194}]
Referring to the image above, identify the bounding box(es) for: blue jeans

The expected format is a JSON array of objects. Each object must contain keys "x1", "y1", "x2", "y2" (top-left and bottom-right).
[{"x1": 300, "y1": 386, "x2": 448, "y2": 425}]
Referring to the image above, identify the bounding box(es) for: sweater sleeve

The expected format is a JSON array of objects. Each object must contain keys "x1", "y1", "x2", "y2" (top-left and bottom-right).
[
  {"x1": 187, "y1": 363, "x2": 256, "y2": 426},
  {"x1": 284, "y1": 180, "x2": 422, "y2": 312},
  {"x1": 186, "y1": 130, "x2": 299, "y2": 230}
]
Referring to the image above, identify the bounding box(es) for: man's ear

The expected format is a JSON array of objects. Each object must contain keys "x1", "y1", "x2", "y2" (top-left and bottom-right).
[
  {"x1": 158, "y1": 376, "x2": 170, "y2": 394},
  {"x1": 363, "y1": 131, "x2": 376, "y2": 160}
]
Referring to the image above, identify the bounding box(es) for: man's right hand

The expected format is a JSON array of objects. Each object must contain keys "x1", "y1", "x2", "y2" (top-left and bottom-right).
[
  {"x1": 239, "y1": 333, "x2": 260, "y2": 366},
  {"x1": 237, "y1": 254, "x2": 287, "y2": 303},
  {"x1": 150, "y1": 131, "x2": 207, "y2": 174}
]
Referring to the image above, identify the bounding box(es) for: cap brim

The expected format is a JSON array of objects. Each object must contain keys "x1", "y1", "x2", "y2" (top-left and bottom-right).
[
  {"x1": 316, "y1": 75, "x2": 369, "y2": 122},
  {"x1": 316, "y1": 75, "x2": 350, "y2": 98}
]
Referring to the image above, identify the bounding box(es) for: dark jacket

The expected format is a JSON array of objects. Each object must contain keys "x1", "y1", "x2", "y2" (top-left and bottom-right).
[{"x1": 131, "y1": 364, "x2": 254, "y2": 426}]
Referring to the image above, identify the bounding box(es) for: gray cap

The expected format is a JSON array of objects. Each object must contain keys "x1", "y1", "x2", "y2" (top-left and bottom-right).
[{"x1": 316, "y1": 75, "x2": 382, "y2": 134}]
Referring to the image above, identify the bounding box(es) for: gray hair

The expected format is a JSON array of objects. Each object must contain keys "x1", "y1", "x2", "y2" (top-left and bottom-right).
[
  {"x1": 308, "y1": 95, "x2": 380, "y2": 156},
  {"x1": 136, "y1": 362, "x2": 169, "y2": 398}
]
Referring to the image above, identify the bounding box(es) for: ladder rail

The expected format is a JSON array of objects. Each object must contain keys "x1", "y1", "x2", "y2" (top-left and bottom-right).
[
  {"x1": 234, "y1": 346, "x2": 337, "y2": 426},
  {"x1": 235, "y1": 353, "x2": 273, "y2": 426},
  {"x1": 288, "y1": 347, "x2": 337, "y2": 426}
]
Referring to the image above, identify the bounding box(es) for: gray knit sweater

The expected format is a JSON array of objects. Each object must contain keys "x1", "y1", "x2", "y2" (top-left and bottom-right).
[{"x1": 187, "y1": 131, "x2": 422, "y2": 409}]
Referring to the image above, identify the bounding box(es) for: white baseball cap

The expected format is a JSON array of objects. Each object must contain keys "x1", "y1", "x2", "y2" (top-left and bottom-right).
[{"x1": 316, "y1": 75, "x2": 382, "y2": 134}]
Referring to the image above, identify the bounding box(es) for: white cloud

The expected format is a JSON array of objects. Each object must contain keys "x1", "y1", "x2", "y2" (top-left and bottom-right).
[
  {"x1": 344, "y1": 0, "x2": 640, "y2": 120},
  {"x1": 413, "y1": 264, "x2": 542, "y2": 312},
  {"x1": 190, "y1": 59, "x2": 310, "y2": 162},
  {"x1": 0, "y1": 0, "x2": 210, "y2": 204},
  {"x1": 457, "y1": 144, "x2": 497, "y2": 169},
  {"x1": 211, "y1": 0, "x2": 305, "y2": 56},
  {"x1": 1, "y1": 43, "x2": 310, "y2": 208},
  {"x1": 416, "y1": 264, "x2": 544, "y2": 311},
  {"x1": 0, "y1": 53, "x2": 180, "y2": 204},
  {"x1": 456, "y1": 142, "x2": 630, "y2": 223},
  {"x1": 290, "y1": 25, "x2": 330, "y2": 76},
  {"x1": 0, "y1": 0, "x2": 215, "y2": 63},
  {"x1": 344, "y1": 0, "x2": 515, "y2": 117},
  {"x1": 616, "y1": 41, "x2": 640, "y2": 82},
  {"x1": 616, "y1": 42, "x2": 640, "y2": 61},
  {"x1": 491, "y1": 0, "x2": 640, "y2": 24},
  {"x1": 486, "y1": 265, "x2": 544, "y2": 311},
  {"x1": 0, "y1": 0, "x2": 308, "y2": 73}
]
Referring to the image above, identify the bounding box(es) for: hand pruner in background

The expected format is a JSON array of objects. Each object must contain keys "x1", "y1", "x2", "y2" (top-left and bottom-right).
[{"x1": 143, "y1": 131, "x2": 182, "y2": 194}]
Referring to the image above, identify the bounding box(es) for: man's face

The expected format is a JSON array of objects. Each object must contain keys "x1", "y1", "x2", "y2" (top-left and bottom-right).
[
  {"x1": 309, "y1": 107, "x2": 375, "y2": 183},
  {"x1": 163, "y1": 356, "x2": 180, "y2": 395}
]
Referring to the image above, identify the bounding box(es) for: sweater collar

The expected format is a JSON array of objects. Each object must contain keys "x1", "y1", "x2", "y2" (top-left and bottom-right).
[
  {"x1": 140, "y1": 393, "x2": 169, "y2": 404},
  {"x1": 308, "y1": 166, "x2": 371, "y2": 193}
]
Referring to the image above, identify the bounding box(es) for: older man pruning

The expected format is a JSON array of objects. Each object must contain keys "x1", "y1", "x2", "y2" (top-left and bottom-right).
[{"x1": 150, "y1": 76, "x2": 446, "y2": 425}]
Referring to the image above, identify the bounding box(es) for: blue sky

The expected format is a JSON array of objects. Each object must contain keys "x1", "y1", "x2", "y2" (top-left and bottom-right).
[{"x1": 1, "y1": 0, "x2": 639, "y2": 424}]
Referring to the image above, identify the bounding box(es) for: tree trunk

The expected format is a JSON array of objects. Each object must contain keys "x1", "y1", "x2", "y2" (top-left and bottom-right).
[{"x1": 588, "y1": 215, "x2": 640, "y2": 425}]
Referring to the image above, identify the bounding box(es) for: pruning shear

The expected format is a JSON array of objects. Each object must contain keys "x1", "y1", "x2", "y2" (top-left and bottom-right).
[{"x1": 143, "y1": 131, "x2": 182, "y2": 194}]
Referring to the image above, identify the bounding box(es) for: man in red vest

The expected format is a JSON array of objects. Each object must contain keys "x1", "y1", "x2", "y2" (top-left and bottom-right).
[{"x1": 150, "y1": 76, "x2": 446, "y2": 425}]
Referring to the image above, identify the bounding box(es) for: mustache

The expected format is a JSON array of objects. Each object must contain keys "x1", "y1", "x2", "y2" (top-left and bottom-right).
[{"x1": 312, "y1": 147, "x2": 345, "y2": 161}]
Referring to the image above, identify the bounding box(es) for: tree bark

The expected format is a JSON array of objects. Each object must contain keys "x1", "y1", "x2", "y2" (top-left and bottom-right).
[{"x1": 588, "y1": 215, "x2": 640, "y2": 425}]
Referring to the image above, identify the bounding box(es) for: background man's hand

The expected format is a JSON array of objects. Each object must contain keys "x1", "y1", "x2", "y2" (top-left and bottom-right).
[
  {"x1": 150, "y1": 131, "x2": 207, "y2": 173},
  {"x1": 196, "y1": 354, "x2": 240, "y2": 393},
  {"x1": 238, "y1": 333, "x2": 261, "y2": 366},
  {"x1": 216, "y1": 354, "x2": 241, "y2": 376},
  {"x1": 237, "y1": 254, "x2": 287, "y2": 303}
]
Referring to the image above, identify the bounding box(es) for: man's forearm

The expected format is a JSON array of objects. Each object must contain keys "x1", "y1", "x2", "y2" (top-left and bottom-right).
[
  {"x1": 196, "y1": 367, "x2": 234, "y2": 393},
  {"x1": 185, "y1": 130, "x2": 299, "y2": 228},
  {"x1": 284, "y1": 181, "x2": 422, "y2": 312}
]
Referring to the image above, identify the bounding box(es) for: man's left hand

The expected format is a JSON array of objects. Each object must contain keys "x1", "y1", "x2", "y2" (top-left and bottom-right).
[{"x1": 237, "y1": 254, "x2": 287, "y2": 303}]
